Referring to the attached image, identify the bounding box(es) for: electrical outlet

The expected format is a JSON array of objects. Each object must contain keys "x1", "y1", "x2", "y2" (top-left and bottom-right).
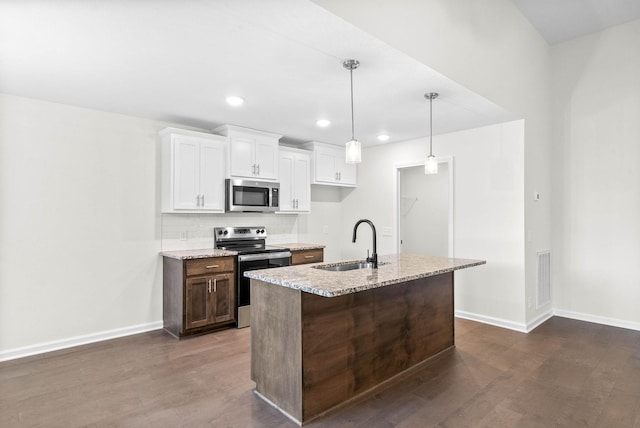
[
  {"x1": 527, "y1": 296, "x2": 532, "y2": 309},
  {"x1": 180, "y1": 231, "x2": 187, "y2": 241},
  {"x1": 383, "y1": 227, "x2": 392, "y2": 237},
  {"x1": 323, "y1": 225, "x2": 329, "y2": 234}
]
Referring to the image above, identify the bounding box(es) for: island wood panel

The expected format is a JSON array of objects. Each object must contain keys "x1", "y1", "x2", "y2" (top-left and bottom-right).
[
  {"x1": 250, "y1": 280, "x2": 303, "y2": 422},
  {"x1": 251, "y1": 272, "x2": 455, "y2": 424},
  {"x1": 300, "y1": 272, "x2": 454, "y2": 421}
]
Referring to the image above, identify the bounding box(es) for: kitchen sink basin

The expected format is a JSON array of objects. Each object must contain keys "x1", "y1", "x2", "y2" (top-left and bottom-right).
[{"x1": 313, "y1": 260, "x2": 388, "y2": 272}]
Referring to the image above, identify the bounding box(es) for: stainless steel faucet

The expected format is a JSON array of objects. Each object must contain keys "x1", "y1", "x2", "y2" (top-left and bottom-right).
[{"x1": 352, "y1": 219, "x2": 378, "y2": 268}]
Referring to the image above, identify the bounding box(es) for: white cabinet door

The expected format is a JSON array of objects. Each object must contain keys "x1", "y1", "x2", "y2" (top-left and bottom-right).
[
  {"x1": 278, "y1": 151, "x2": 294, "y2": 211},
  {"x1": 293, "y1": 154, "x2": 310, "y2": 211},
  {"x1": 337, "y1": 160, "x2": 357, "y2": 186},
  {"x1": 254, "y1": 139, "x2": 278, "y2": 180},
  {"x1": 229, "y1": 135, "x2": 255, "y2": 178},
  {"x1": 278, "y1": 149, "x2": 310, "y2": 213},
  {"x1": 216, "y1": 125, "x2": 282, "y2": 181},
  {"x1": 314, "y1": 145, "x2": 339, "y2": 184},
  {"x1": 174, "y1": 136, "x2": 201, "y2": 210},
  {"x1": 200, "y1": 141, "x2": 226, "y2": 211},
  {"x1": 161, "y1": 128, "x2": 227, "y2": 213},
  {"x1": 304, "y1": 142, "x2": 356, "y2": 187}
]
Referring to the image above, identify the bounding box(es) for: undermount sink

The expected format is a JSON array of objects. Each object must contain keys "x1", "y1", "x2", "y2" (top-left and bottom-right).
[{"x1": 313, "y1": 260, "x2": 388, "y2": 272}]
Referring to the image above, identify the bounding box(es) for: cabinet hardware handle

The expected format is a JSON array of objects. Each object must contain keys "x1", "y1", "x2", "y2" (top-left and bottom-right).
[
  {"x1": 196, "y1": 195, "x2": 200, "y2": 206},
  {"x1": 257, "y1": 164, "x2": 260, "y2": 175},
  {"x1": 205, "y1": 265, "x2": 219, "y2": 269},
  {"x1": 252, "y1": 164, "x2": 256, "y2": 175},
  {"x1": 304, "y1": 255, "x2": 314, "y2": 259},
  {"x1": 338, "y1": 172, "x2": 341, "y2": 181},
  {"x1": 201, "y1": 194, "x2": 204, "y2": 206},
  {"x1": 208, "y1": 279, "x2": 212, "y2": 293},
  {"x1": 214, "y1": 278, "x2": 217, "y2": 293}
]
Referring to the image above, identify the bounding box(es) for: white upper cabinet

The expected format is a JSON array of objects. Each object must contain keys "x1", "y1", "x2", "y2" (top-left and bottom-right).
[
  {"x1": 278, "y1": 147, "x2": 311, "y2": 213},
  {"x1": 160, "y1": 128, "x2": 227, "y2": 213},
  {"x1": 302, "y1": 141, "x2": 357, "y2": 187},
  {"x1": 214, "y1": 125, "x2": 281, "y2": 181}
]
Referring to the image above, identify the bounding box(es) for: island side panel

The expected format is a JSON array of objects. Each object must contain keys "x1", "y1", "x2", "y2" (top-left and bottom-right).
[
  {"x1": 250, "y1": 279, "x2": 303, "y2": 422},
  {"x1": 301, "y1": 272, "x2": 454, "y2": 422}
]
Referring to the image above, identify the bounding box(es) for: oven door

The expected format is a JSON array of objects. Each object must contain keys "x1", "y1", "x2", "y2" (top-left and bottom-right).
[{"x1": 236, "y1": 251, "x2": 291, "y2": 327}]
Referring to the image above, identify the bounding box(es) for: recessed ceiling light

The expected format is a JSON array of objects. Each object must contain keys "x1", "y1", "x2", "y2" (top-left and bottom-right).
[
  {"x1": 316, "y1": 119, "x2": 331, "y2": 128},
  {"x1": 377, "y1": 134, "x2": 390, "y2": 142},
  {"x1": 226, "y1": 96, "x2": 244, "y2": 106}
]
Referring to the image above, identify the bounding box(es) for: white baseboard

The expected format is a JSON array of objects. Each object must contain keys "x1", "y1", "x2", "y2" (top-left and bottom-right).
[
  {"x1": 455, "y1": 310, "x2": 528, "y2": 333},
  {"x1": 0, "y1": 321, "x2": 163, "y2": 362},
  {"x1": 553, "y1": 309, "x2": 640, "y2": 332},
  {"x1": 526, "y1": 310, "x2": 554, "y2": 332}
]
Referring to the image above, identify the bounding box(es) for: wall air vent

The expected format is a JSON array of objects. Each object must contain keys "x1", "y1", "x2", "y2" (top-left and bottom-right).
[{"x1": 536, "y1": 250, "x2": 551, "y2": 308}]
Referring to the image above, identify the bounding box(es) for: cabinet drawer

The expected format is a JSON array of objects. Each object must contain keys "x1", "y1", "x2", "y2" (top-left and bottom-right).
[
  {"x1": 186, "y1": 257, "x2": 234, "y2": 276},
  {"x1": 291, "y1": 249, "x2": 324, "y2": 265}
]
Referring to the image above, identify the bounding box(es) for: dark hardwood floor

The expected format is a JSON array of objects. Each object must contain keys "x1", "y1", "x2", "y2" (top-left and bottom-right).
[{"x1": 2, "y1": 317, "x2": 640, "y2": 427}]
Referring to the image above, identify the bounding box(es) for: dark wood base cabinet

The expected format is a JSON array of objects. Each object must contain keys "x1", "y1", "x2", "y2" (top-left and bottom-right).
[{"x1": 163, "y1": 256, "x2": 236, "y2": 338}]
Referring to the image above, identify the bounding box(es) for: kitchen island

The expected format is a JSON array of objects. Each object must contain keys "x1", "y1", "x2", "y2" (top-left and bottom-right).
[{"x1": 245, "y1": 253, "x2": 485, "y2": 425}]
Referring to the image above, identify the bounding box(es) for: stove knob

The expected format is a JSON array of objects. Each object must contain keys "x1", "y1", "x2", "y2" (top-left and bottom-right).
[
  {"x1": 261, "y1": 229, "x2": 265, "y2": 234},
  {"x1": 217, "y1": 230, "x2": 223, "y2": 235},
  {"x1": 223, "y1": 230, "x2": 229, "y2": 235}
]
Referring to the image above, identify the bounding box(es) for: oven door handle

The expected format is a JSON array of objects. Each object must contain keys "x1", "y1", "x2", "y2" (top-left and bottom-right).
[{"x1": 237, "y1": 251, "x2": 292, "y2": 262}]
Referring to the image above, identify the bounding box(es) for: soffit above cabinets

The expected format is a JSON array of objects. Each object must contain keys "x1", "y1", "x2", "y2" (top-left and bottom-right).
[{"x1": 0, "y1": 0, "x2": 517, "y2": 146}]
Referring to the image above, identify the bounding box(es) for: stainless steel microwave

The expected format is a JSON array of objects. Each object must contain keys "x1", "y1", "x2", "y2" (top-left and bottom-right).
[{"x1": 225, "y1": 179, "x2": 280, "y2": 212}]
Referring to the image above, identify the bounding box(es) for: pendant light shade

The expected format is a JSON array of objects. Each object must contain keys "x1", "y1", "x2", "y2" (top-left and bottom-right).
[
  {"x1": 424, "y1": 92, "x2": 439, "y2": 175},
  {"x1": 343, "y1": 59, "x2": 361, "y2": 164}
]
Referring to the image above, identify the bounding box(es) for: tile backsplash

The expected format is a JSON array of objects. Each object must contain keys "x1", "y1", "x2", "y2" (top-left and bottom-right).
[{"x1": 161, "y1": 213, "x2": 299, "y2": 251}]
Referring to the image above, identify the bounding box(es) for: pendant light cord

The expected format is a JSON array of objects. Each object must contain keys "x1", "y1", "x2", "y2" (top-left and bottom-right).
[
  {"x1": 350, "y1": 67, "x2": 355, "y2": 141},
  {"x1": 429, "y1": 95, "x2": 433, "y2": 156}
]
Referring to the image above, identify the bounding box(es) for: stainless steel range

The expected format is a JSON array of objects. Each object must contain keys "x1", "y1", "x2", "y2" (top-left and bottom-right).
[{"x1": 214, "y1": 226, "x2": 291, "y2": 328}]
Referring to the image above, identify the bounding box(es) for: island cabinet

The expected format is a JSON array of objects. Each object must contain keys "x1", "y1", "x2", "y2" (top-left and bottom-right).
[
  {"x1": 163, "y1": 255, "x2": 236, "y2": 338},
  {"x1": 214, "y1": 124, "x2": 281, "y2": 181},
  {"x1": 248, "y1": 253, "x2": 485, "y2": 424}
]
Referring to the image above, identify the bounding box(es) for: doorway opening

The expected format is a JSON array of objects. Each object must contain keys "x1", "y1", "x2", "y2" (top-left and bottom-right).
[{"x1": 395, "y1": 158, "x2": 453, "y2": 257}]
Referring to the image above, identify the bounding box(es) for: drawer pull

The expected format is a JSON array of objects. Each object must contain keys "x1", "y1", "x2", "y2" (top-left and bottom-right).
[
  {"x1": 205, "y1": 265, "x2": 220, "y2": 269},
  {"x1": 304, "y1": 255, "x2": 315, "y2": 259}
]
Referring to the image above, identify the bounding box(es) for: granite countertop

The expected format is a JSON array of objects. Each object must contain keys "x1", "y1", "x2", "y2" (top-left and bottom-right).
[
  {"x1": 273, "y1": 243, "x2": 325, "y2": 251},
  {"x1": 244, "y1": 253, "x2": 485, "y2": 297},
  {"x1": 160, "y1": 248, "x2": 238, "y2": 260}
]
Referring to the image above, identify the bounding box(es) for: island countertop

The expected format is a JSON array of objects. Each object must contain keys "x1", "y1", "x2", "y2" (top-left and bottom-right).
[{"x1": 244, "y1": 253, "x2": 485, "y2": 297}]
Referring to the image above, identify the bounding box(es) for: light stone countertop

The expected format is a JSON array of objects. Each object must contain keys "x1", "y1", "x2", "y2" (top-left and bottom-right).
[
  {"x1": 244, "y1": 253, "x2": 485, "y2": 297},
  {"x1": 272, "y1": 243, "x2": 325, "y2": 251},
  {"x1": 160, "y1": 248, "x2": 238, "y2": 260}
]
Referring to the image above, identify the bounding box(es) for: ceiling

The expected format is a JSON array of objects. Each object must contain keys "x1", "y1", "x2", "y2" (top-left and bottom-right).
[
  {"x1": 513, "y1": 0, "x2": 640, "y2": 45},
  {"x1": 0, "y1": 0, "x2": 517, "y2": 147}
]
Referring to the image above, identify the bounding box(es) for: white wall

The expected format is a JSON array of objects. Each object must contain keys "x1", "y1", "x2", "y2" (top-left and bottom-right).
[
  {"x1": 315, "y1": 0, "x2": 551, "y2": 326},
  {"x1": 340, "y1": 121, "x2": 526, "y2": 325},
  {"x1": 0, "y1": 94, "x2": 164, "y2": 357},
  {"x1": 399, "y1": 164, "x2": 449, "y2": 257},
  {"x1": 551, "y1": 19, "x2": 640, "y2": 328},
  {"x1": 297, "y1": 186, "x2": 344, "y2": 263},
  {"x1": 0, "y1": 93, "x2": 345, "y2": 359}
]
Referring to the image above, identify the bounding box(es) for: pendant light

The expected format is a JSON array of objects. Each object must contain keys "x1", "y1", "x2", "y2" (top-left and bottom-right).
[
  {"x1": 424, "y1": 92, "x2": 439, "y2": 174},
  {"x1": 343, "y1": 59, "x2": 361, "y2": 164}
]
